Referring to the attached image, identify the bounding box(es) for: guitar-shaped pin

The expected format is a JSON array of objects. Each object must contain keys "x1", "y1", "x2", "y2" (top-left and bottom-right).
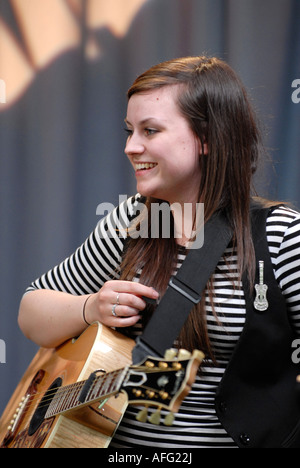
[{"x1": 254, "y1": 260, "x2": 269, "y2": 312}]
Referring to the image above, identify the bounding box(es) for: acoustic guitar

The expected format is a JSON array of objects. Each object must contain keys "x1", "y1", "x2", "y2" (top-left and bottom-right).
[{"x1": 0, "y1": 322, "x2": 203, "y2": 448}]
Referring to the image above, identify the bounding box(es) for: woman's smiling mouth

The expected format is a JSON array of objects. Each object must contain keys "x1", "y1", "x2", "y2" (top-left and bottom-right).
[{"x1": 135, "y1": 162, "x2": 158, "y2": 171}]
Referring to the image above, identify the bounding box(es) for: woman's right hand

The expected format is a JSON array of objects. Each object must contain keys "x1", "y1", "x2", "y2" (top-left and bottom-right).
[{"x1": 85, "y1": 280, "x2": 159, "y2": 328}]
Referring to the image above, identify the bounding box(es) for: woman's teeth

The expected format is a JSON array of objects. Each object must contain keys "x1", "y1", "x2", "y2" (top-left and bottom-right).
[{"x1": 135, "y1": 163, "x2": 157, "y2": 170}]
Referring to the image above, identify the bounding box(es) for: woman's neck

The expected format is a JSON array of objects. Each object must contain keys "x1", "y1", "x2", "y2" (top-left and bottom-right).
[{"x1": 170, "y1": 201, "x2": 204, "y2": 248}]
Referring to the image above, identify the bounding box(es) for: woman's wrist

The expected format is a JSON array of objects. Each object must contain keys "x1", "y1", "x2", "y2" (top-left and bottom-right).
[{"x1": 82, "y1": 295, "x2": 93, "y2": 326}]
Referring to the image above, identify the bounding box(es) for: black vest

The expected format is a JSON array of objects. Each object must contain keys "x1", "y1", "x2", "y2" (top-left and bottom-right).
[{"x1": 215, "y1": 204, "x2": 300, "y2": 448}]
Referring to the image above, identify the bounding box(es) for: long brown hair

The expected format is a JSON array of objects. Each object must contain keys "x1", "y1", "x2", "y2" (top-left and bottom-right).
[{"x1": 120, "y1": 56, "x2": 264, "y2": 360}]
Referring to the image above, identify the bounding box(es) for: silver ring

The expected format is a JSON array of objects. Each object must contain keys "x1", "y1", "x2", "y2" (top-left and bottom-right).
[
  {"x1": 112, "y1": 304, "x2": 117, "y2": 317},
  {"x1": 116, "y1": 293, "x2": 120, "y2": 305}
]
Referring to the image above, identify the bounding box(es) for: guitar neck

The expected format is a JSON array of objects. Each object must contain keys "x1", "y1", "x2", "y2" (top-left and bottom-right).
[
  {"x1": 258, "y1": 260, "x2": 264, "y2": 285},
  {"x1": 45, "y1": 368, "x2": 128, "y2": 419}
]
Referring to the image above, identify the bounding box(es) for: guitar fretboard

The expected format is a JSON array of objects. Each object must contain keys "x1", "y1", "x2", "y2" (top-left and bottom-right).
[{"x1": 45, "y1": 368, "x2": 128, "y2": 418}]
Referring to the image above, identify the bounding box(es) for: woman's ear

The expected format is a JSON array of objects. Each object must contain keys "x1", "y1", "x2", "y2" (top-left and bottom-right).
[
  {"x1": 197, "y1": 137, "x2": 208, "y2": 156},
  {"x1": 201, "y1": 142, "x2": 208, "y2": 155}
]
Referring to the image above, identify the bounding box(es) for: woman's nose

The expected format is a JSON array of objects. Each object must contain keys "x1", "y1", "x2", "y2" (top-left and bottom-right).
[{"x1": 124, "y1": 133, "x2": 145, "y2": 156}]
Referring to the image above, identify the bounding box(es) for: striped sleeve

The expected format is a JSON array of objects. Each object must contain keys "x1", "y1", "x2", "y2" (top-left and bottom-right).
[
  {"x1": 267, "y1": 206, "x2": 300, "y2": 334},
  {"x1": 25, "y1": 195, "x2": 141, "y2": 295}
]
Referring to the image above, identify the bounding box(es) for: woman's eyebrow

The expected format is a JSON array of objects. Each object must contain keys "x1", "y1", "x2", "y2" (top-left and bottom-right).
[{"x1": 124, "y1": 117, "x2": 160, "y2": 127}]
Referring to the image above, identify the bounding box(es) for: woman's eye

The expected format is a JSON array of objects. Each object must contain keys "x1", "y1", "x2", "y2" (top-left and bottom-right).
[
  {"x1": 124, "y1": 128, "x2": 158, "y2": 138},
  {"x1": 145, "y1": 128, "x2": 157, "y2": 136},
  {"x1": 124, "y1": 128, "x2": 133, "y2": 137}
]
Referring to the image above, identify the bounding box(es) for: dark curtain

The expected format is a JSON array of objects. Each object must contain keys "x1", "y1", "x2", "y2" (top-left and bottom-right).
[{"x1": 0, "y1": 0, "x2": 299, "y2": 416}]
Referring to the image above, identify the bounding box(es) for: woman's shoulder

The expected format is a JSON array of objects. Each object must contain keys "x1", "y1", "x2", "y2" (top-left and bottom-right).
[
  {"x1": 94, "y1": 193, "x2": 144, "y2": 241},
  {"x1": 265, "y1": 204, "x2": 300, "y2": 258},
  {"x1": 266, "y1": 204, "x2": 300, "y2": 231}
]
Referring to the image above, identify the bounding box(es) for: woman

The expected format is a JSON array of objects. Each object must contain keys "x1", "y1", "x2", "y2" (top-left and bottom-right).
[{"x1": 18, "y1": 56, "x2": 300, "y2": 447}]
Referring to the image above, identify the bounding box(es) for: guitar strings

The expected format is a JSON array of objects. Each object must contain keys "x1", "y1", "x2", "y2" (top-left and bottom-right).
[
  {"x1": 18, "y1": 367, "x2": 128, "y2": 413},
  {"x1": 16, "y1": 375, "x2": 105, "y2": 414},
  {"x1": 22, "y1": 372, "x2": 115, "y2": 411},
  {"x1": 14, "y1": 367, "x2": 176, "y2": 415}
]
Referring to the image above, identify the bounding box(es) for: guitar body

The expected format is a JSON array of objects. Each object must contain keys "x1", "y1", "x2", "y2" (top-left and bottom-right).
[
  {"x1": 254, "y1": 283, "x2": 269, "y2": 312},
  {"x1": 0, "y1": 323, "x2": 134, "y2": 448}
]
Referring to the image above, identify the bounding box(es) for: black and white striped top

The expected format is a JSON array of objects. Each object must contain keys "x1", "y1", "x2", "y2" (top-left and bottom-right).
[{"x1": 26, "y1": 194, "x2": 300, "y2": 448}]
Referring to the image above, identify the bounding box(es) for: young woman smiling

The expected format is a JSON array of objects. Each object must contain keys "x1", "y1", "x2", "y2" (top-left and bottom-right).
[{"x1": 18, "y1": 56, "x2": 300, "y2": 448}]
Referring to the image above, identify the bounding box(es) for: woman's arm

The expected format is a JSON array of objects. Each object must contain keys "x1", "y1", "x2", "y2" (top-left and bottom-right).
[
  {"x1": 18, "y1": 289, "x2": 91, "y2": 348},
  {"x1": 18, "y1": 280, "x2": 159, "y2": 348}
]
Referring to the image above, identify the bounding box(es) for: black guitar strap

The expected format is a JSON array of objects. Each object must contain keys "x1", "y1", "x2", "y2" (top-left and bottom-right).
[{"x1": 132, "y1": 210, "x2": 233, "y2": 364}]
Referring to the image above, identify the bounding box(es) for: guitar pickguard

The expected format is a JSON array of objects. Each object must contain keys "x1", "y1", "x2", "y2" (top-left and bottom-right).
[
  {"x1": 0, "y1": 369, "x2": 46, "y2": 448},
  {"x1": 9, "y1": 418, "x2": 55, "y2": 448}
]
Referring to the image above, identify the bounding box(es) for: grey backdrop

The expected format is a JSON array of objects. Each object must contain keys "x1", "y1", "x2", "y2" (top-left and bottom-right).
[{"x1": 0, "y1": 0, "x2": 300, "y2": 416}]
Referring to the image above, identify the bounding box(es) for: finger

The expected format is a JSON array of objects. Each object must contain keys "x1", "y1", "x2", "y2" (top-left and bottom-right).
[
  {"x1": 113, "y1": 304, "x2": 141, "y2": 318},
  {"x1": 117, "y1": 292, "x2": 147, "y2": 312},
  {"x1": 109, "y1": 313, "x2": 141, "y2": 328},
  {"x1": 110, "y1": 280, "x2": 159, "y2": 300}
]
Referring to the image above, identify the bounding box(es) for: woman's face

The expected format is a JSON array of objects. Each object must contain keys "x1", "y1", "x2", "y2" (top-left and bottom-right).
[{"x1": 124, "y1": 85, "x2": 204, "y2": 205}]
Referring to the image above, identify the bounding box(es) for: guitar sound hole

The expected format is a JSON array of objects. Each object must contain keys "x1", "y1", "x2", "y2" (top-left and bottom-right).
[{"x1": 28, "y1": 377, "x2": 63, "y2": 436}]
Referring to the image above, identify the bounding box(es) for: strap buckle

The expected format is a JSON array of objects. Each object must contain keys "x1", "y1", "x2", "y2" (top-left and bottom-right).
[{"x1": 169, "y1": 277, "x2": 201, "y2": 305}]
